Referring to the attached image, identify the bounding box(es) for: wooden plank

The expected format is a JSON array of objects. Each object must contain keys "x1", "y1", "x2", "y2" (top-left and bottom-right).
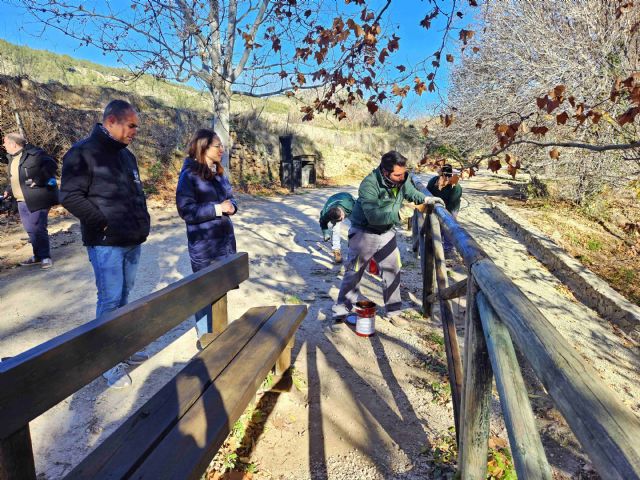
[
  {"x1": 421, "y1": 213, "x2": 435, "y2": 318},
  {"x1": 129, "y1": 305, "x2": 307, "y2": 480},
  {"x1": 0, "y1": 426, "x2": 36, "y2": 480},
  {"x1": 212, "y1": 294, "x2": 228, "y2": 334},
  {"x1": 476, "y1": 292, "x2": 552, "y2": 479},
  {"x1": 67, "y1": 306, "x2": 276, "y2": 480},
  {"x1": 472, "y1": 258, "x2": 640, "y2": 479},
  {"x1": 459, "y1": 278, "x2": 493, "y2": 479},
  {"x1": 0, "y1": 253, "x2": 249, "y2": 440},
  {"x1": 430, "y1": 213, "x2": 464, "y2": 441},
  {"x1": 436, "y1": 204, "x2": 487, "y2": 267},
  {"x1": 426, "y1": 277, "x2": 467, "y2": 303},
  {"x1": 411, "y1": 210, "x2": 424, "y2": 253}
]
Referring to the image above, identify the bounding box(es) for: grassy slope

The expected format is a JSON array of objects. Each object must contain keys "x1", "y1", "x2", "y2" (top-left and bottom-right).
[{"x1": 0, "y1": 39, "x2": 425, "y2": 184}]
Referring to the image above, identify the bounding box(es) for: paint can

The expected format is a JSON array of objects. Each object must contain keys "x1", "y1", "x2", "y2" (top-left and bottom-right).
[
  {"x1": 368, "y1": 258, "x2": 379, "y2": 275},
  {"x1": 355, "y1": 300, "x2": 376, "y2": 337}
]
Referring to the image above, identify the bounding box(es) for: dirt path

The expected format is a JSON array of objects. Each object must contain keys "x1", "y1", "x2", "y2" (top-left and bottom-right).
[{"x1": 0, "y1": 173, "x2": 638, "y2": 479}]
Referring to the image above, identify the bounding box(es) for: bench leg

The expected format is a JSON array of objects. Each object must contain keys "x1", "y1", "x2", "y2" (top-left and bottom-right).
[
  {"x1": 212, "y1": 294, "x2": 228, "y2": 334},
  {"x1": 0, "y1": 425, "x2": 36, "y2": 480},
  {"x1": 275, "y1": 336, "x2": 295, "y2": 376}
]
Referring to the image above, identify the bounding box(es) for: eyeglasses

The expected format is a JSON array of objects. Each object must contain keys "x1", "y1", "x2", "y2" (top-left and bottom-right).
[{"x1": 210, "y1": 144, "x2": 224, "y2": 149}]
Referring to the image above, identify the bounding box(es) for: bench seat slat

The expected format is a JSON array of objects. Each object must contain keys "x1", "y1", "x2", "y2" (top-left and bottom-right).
[
  {"x1": 0, "y1": 253, "x2": 249, "y2": 440},
  {"x1": 129, "y1": 305, "x2": 307, "y2": 480},
  {"x1": 66, "y1": 306, "x2": 277, "y2": 480}
]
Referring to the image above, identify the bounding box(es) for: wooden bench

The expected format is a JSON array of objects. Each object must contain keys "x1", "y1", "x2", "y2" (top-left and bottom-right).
[{"x1": 0, "y1": 252, "x2": 307, "y2": 479}]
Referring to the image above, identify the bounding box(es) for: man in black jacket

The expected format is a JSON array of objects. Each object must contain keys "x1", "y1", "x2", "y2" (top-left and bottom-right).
[
  {"x1": 2, "y1": 132, "x2": 59, "y2": 269},
  {"x1": 60, "y1": 99, "x2": 151, "y2": 388}
]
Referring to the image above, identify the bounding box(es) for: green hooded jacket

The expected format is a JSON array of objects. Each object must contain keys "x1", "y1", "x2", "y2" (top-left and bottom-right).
[
  {"x1": 319, "y1": 192, "x2": 356, "y2": 237},
  {"x1": 349, "y1": 168, "x2": 426, "y2": 234}
]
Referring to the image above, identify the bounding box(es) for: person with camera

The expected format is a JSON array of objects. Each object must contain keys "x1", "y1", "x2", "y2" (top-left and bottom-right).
[
  {"x1": 319, "y1": 192, "x2": 355, "y2": 264},
  {"x1": 2, "y1": 131, "x2": 59, "y2": 269}
]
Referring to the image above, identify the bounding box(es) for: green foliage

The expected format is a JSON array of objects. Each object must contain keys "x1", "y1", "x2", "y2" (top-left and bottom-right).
[
  {"x1": 222, "y1": 452, "x2": 238, "y2": 472},
  {"x1": 424, "y1": 330, "x2": 445, "y2": 346},
  {"x1": 585, "y1": 238, "x2": 602, "y2": 251},
  {"x1": 525, "y1": 176, "x2": 549, "y2": 199},
  {"x1": 487, "y1": 446, "x2": 517, "y2": 479},
  {"x1": 284, "y1": 294, "x2": 304, "y2": 305},
  {"x1": 429, "y1": 380, "x2": 452, "y2": 404}
]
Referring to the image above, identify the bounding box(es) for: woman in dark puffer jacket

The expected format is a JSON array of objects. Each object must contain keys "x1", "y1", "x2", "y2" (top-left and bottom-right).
[{"x1": 176, "y1": 129, "x2": 237, "y2": 345}]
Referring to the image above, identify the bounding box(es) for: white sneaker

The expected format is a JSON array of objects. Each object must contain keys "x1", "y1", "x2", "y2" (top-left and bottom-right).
[
  {"x1": 126, "y1": 350, "x2": 149, "y2": 365},
  {"x1": 332, "y1": 304, "x2": 351, "y2": 321},
  {"x1": 41, "y1": 258, "x2": 53, "y2": 269},
  {"x1": 103, "y1": 363, "x2": 132, "y2": 389}
]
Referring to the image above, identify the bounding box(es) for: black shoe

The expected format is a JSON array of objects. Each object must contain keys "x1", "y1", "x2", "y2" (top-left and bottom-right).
[{"x1": 20, "y1": 256, "x2": 41, "y2": 266}]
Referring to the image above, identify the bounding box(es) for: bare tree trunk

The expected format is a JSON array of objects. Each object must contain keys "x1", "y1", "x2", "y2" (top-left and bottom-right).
[{"x1": 210, "y1": 83, "x2": 233, "y2": 178}]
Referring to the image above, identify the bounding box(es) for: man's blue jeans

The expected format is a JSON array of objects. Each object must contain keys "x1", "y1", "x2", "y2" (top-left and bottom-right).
[
  {"x1": 87, "y1": 245, "x2": 142, "y2": 318},
  {"x1": 18, "y1": 202, "x2": 50, "y2": 259}
]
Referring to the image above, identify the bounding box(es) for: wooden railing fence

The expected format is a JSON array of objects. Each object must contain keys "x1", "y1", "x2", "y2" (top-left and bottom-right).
[{"x1": 411, "y1": 176, "x2": 640, "y2": 479}]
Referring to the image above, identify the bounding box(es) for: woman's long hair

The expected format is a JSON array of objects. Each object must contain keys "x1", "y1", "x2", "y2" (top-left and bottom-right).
[{"x1": 187, "y1": 129, "x2": 224, "y2": 180}]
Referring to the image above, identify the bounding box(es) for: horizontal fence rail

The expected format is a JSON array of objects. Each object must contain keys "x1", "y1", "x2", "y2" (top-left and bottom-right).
[{"x1": 411, "y1": 174, "x2": 640, "y2": 479}]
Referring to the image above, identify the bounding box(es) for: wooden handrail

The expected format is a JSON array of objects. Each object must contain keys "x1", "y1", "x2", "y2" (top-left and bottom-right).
[{"x1": 410, "y1": 174, "x2": 640, "y2": 479}]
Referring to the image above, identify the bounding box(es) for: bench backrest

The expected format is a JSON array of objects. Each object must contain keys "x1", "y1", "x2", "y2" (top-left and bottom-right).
[{"x1": 0, "y1": 253, "x2": 249, "y2": 477}]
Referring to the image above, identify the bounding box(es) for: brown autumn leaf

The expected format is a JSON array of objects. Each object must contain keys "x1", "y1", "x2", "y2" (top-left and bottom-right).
[
  {"x1": 551, "y1": 85, "x2": 566, "y2": 100},
  {"x1": 617, "y1": 107, "x2": 639, "y2": 126},
  {"x1": 568, "y1": 96, "x2": 576, "y2": 108},
  {"x1": 505, "y1": 153, "x2": 513, "y2": 164},
  {"x1": 531, "y1": 126, "x2": 549, "y2": 136},
  {"x1": 488, "y1": 158, "x2": 502, "y2": 173},
  {"x1": 616, "y1": 2, "x2": 634, "y2": 19},
  {"x1": 441, "y1": 113, "x2": 454, "y2": 127},
  {"x1": 392, "y1": 83, "x2": 409, "y2": 97},
  {"x1": 467, "y1": 167, "x2": 476, "y2": 178},
  {"x1": 421, "y1": 125, "x2": 430, "y2": 136},
  {"x1": 395, "y1": 100, "x2": 403, "y2": 114},
  {"x1": 546, "y1": 99, "x2": 560, "y2": 114},
  {"x1": 472, "y1": 46, "x2": 480, "y2": 53},
  {"x1": 378, "y1": 48, "x2": 389, "y2": 63},
  {"x1": 488, "y1": 437, "x2": 508, "y2": 449},
  {"x1": 446, "y1": 54, "x2": 454, "y2": 63},
  {"x1": 366, "y1": 100, "x2": 379, "y2": 115},
  {"x1": 590, "y1": 110, "x2": 603, "y2": 124},
  {"x1": 507, "y1": 162, "x2": 518, "y2": 179},
  {"x1": 494, "y1": 123, "x2": 509, "y2": 135},
  {"x1": 396, "y1": 65, "x2": 406, "y2": 72},
  {"x1": 459, "y1": 29, "x2": 474, "y2": 45},
  {"x1": 469, "y1": 0, "x2": 478, "y2": 5},
  {"x1": 549, "y1": 148, "x2": 560, "y2": 160},
  {"x1": 536, "y1": 96, "x2": 548, "y2": 109},
  {"x1": 475, "y1": 119, "x2": 483, "y2": 129},
  {"x1": 631, "y1": 86, "x2": 640, "y2": 105},
  {"x1": 428, "y1": 81, "x2": 435, "y2": 92},
  {"x1": 556, "y1": 111, "x2": 569, "y2": 125}
]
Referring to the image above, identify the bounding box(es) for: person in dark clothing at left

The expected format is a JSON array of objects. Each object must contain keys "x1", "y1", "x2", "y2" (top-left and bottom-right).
[
  {"x1": 176, "y1": 128, "x2": 237, "y2": 348},
  {"x1": 2, "y1": 132, "x2": 59, "y2": 269}
]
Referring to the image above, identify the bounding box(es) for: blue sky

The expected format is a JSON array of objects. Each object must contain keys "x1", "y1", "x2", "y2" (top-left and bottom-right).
[{"x1": 0, "y1": 1, "x2": 466, "y2": 117}]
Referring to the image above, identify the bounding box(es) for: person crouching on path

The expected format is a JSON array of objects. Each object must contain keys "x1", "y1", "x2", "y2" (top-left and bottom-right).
[
  {"x1": 319, "y1": 192, "x2": 355, "y2": 264},
  {"x1": 332, "y1": 151, "x2": 442, "y2": 324},
  {"x1": 2, "y1": 132, "x2": 59, "y2": 269},
  {"x1": 426, "y1": 164, "x2": 462, "y2": 258},
  {"x1": 176, "y1": 129, "x2": 237, "y2": 350}
]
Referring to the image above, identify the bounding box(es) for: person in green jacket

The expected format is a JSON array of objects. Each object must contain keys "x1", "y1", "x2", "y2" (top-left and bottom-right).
[
  {"x1": 319, "y1": 192, "x2": 355, "y2": 264},
  {"x1": 332, "y1": 151, "x2": 442, "y2": 323},
  {"x1": 427, "y1": 164, "x2": 462, "y2": 257}
]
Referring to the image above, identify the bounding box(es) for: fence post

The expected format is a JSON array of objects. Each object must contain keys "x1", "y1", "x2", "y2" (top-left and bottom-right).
[
  {"x1": 429, "y1": 212, "x2": 463, "y2": 441},
  {"x1": 476, "y1": 292, "x2": 553, "y2": 479},
  {"x1": 421, "y1": 211, "x2": 435, "y2": 318},
  {"x1": 0, "y1": 425, "x2": 37, "y2": 480},
  {"x1": 459, "y1": 277, "x2": 493, "y2": 478}
]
